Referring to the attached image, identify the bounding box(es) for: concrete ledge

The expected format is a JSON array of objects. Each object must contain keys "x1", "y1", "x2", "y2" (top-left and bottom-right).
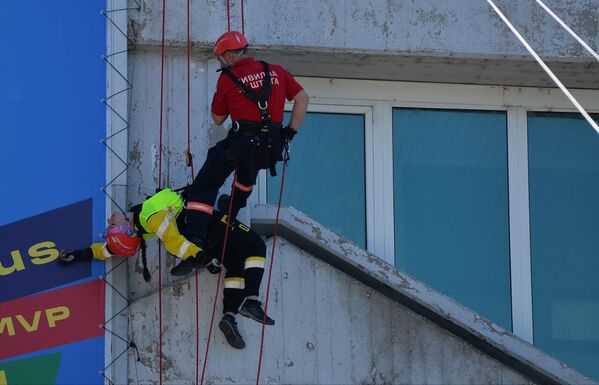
[
  {"x1": 130, "y1": 43, "x2": 599, "y2": 89},
  {"x1": 251, "y1": 204, "x2": 597, "y2": 385}
]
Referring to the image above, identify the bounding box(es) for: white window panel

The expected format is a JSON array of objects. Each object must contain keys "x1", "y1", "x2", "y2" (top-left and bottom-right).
[{"x1": 507, "y1": 107, "x2": 534, "y2": 343}]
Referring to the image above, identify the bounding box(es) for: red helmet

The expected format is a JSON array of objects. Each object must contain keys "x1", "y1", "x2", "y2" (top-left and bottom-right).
[
  {"x1": 213, "y1": 31, "x2": 249, "y2": 57},
  {"x1": 106, "y1": 223, "x2": 141, "y2": 257}
]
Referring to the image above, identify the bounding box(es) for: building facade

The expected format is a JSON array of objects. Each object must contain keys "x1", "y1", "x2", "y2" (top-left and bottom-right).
[{"x1": 116, "y1": 0, "x2": 599, "y2": 383}]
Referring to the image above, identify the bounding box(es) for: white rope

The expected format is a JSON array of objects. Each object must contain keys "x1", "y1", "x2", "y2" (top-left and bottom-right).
[
  {"x1": 534, "y1": 0, "x2": 599, "y2": 62},
  {"x1": 487, "y1": 0, "x2": 599, "y2": 135}
]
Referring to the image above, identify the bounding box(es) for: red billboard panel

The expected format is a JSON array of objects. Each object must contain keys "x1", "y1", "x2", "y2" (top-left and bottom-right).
[{"x1": 0, "y1": 280, "x2": 104, "y2": 360}]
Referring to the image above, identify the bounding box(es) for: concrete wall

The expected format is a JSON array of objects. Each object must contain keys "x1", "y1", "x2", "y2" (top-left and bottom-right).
[
  {"x1": 125, "y1": 0, "x2": 599, "y2": 301},
  {"x1": 122, "y1": 1, "x2": 599, "y2": 383},
  {"x1": 132, "y1": 0, "x2": 599, "y2": 57},
  {"x1": 128, "y1": 238, "x2": 537, "y2": 385},
  {"x1": 127, "y1": 49, "x2": 222, "y2": 300},
  {"x1": 129, "y1": 0, "x2": 599, "y2": 87},
  {"x1": 125, "y1": 205, "x2": 596, "y2": 384}
]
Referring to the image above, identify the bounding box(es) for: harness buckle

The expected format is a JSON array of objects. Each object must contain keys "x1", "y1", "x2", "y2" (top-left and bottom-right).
[{"x1": 257, "y1": 101, "x2": 268, "y2": 110}]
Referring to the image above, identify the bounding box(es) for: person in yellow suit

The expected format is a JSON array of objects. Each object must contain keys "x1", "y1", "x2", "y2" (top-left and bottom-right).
[
  {"x1": 60, "y1": 189, "x2": 274, "y2": 349},
  {"x1": 59, "y1": 188, "x2": 216, "y2": 279}
]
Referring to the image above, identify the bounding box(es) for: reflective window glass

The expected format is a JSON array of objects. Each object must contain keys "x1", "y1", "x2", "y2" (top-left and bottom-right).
[
  {"x1": 267, "y1": 112, "x2": 366, "y2": 248},
  {"x1": 393, "y1": 108, "x2": 512, "y2": 330},
  {"x1": 528, "y1": 112, "x2": 599, "y2": 381}
]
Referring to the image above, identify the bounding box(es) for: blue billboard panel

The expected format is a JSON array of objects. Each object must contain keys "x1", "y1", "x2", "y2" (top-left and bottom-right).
[
  {"x1": 0, "y1": 337, "x2": 104, "y2": 385},
  {"x1": 0, "y1": 200, "x2": 93, "y2": 302},
  {"x1": 0, "y1": 0, "x2": 106, "y2": 234},
  {"x1": 0, "y1": 1, "x2": 107, "y2": 383}
]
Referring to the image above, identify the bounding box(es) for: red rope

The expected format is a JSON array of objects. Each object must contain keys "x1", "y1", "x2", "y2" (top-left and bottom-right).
[
  {"x1": 158, "y1": 0, "x2": 166, "y2": 384},
  {"x1": 158, "y1": 241, "x2": 164, "y2": 384},
  {"x1": 195, "y1": 271, "x2": 200, "y2": 382},
  {"x1": 241, "y1": 0, "x2": 245, "y2": 35},
  {"x1": 255, "y1": 158, "x2": 288, "y2": 385},
  {"x1": 226, "y1": 0, "x2": 231, "y2": 31},
  {"x1": 158, "y1": 1, "x2": 165, "y2": 189},
  {"x1": 187, "y1": 0, "x2": 194, "y2": 177},
  {"x1": 200, "y1": 171, "x2": 238, "y2": 385},
  {"x1": 186, "y1": 1, "x2": 200, "y2": 383}
]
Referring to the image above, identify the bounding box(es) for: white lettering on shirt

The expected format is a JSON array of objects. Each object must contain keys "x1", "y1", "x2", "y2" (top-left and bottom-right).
[{"x1": 238, "y1": 70, "x2": 279, "y2": 86}]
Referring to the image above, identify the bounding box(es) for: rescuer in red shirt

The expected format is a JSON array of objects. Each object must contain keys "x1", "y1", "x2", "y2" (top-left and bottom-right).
[{"x1": 181, "y1": 31, "x2": 309, "y2": 259}]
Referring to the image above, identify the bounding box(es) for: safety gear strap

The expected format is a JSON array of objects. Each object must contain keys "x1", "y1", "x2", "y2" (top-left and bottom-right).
[
  {"x1": 220, "y1": 61, "x2": 281, "y2": 176},
  {"x1": 220, "y1": 61, "x2": 272, "y2": 129},
  {"x1": 229, "y1": 121, "x2": 282, "y2": 137}
]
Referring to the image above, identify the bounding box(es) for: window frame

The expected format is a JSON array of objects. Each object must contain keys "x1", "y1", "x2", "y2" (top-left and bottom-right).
[
  {"x1": 254, "y1": 77, "x2": 599, "y2": 343},
  {"x1": 257, "y1": 103, "x2": 376, "y2": 254}
]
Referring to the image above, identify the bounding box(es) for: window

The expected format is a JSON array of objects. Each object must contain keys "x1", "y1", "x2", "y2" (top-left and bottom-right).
[
  {"x1": 267, "y1": 110, "x2": 368, "y2": 248},
  {"x1": 528, "y1": 112, "x2": 599, "y2": 380},
  {"x1": 256, "y1": 79, "x2": 599, "y2": 380},
  {"x1": 392, "y1": 108, "x2": 512, "y2": 330}
]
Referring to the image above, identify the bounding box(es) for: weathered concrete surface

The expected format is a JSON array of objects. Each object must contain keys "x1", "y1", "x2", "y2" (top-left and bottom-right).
[
  {"x1": 251, "y1": 205, "x2": 598, "y2": 385},
  {"x1": 258, "y1": 48, "x2": 599, "y2": 89},
  {"x1": 121, "y1": 1, "x2": 599, "y2": 383},
  {"x1": 128, "y1": 0, "x2": 599, "y2": 88},
  {"x1": 131, "y1": 0, "x2": 599, "y2": 58},
  {"x1": 126, "y1": 48, "x2": 236, "y2": 301},
  {"x1": 126, "y1": 205, "x2": 595, "y2": 385},
  {"x1": 130, "y1": 238, "x2": 536, "y2": 385}
]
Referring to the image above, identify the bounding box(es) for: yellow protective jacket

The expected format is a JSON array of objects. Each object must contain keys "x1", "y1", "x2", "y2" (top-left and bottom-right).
[{"x1": 91, "y1": 189, "x2": 200, "y2": 261}]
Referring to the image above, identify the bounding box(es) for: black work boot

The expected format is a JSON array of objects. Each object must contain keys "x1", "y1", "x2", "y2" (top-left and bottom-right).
[
  {"x1": 170, "y1": 249, "x2": 216, "y2": 277},
  {"x1": 218, "y1": 314, "x2": 245, "y2": 349},
  {"x1": 239, "y1": 299, "x2": 275, "y2": 326}
]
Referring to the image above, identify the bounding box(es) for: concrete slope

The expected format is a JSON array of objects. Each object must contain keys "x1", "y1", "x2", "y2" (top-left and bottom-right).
[
  {"x1": 127, "y1": 205, "x2": 595, "y2": 385},
  {"x1": 251, "y1": 205, "x2": 596, "y2": 385}
]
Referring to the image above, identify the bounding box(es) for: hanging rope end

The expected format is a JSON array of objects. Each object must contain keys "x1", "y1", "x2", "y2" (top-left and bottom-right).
[{"x1": 143, "y1": 266, "x2": 152, "y2": 282}]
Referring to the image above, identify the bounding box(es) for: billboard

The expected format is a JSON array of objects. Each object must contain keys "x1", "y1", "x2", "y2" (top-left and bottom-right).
[{"x1": 0, "y1": 1, "x2": 106, "y2": 383}]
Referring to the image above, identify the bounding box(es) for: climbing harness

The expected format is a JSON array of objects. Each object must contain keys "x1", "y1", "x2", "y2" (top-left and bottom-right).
[
  {"x1": 220, "y1": 61, "x2": 273, "y2": 130},
  {"x1": 219, "y1": 61, "x2": 286, "y2": 176}
]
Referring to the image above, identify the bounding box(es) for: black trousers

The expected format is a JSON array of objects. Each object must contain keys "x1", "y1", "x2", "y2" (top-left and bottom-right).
[
  {"x1": 185, "y1": 130, "x2": 282, "y2": 239},
  {"x1": 204, "y1": 211, "x2": 267, "y2": 314}
]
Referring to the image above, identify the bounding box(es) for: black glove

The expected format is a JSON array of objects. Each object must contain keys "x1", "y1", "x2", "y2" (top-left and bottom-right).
[
  {"x1": 59, "y1": 248, "x2": 93, "y2": 264},
  {"x1": 207, "y1": 259, "x2": 222, "y2": 275},
  {"x1": 282, "y1": 125, "x2": 297, "y2": 141}
]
